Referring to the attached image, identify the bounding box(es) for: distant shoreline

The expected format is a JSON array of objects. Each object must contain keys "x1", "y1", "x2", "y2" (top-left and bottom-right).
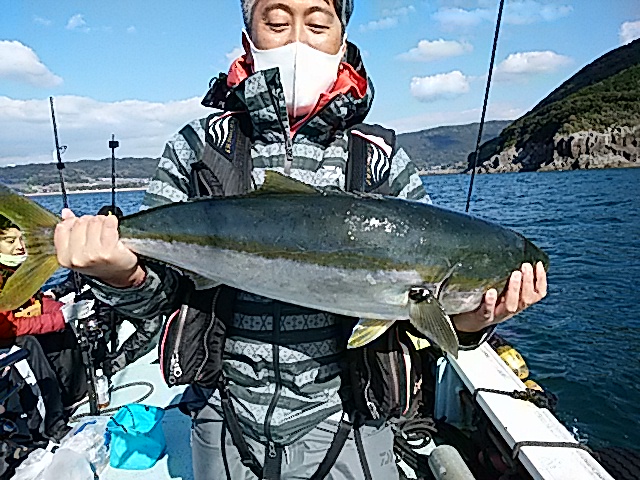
[{"x1": 25, "y1": 187, "x2": 147, "y2": 197}]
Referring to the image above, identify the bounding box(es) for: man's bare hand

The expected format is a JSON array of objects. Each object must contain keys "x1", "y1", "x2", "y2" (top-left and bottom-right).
[
  {"x1": 54, "y1": 209, "x2": 145, "y2": 288},
  {"x1": 451, "y1": 262, "x2": 547, "y2": 333}
]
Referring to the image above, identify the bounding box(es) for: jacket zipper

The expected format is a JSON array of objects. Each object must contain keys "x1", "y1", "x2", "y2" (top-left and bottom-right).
[
  {"x1": 194, "y1": 289, "x2": 221, "y2": 382},
  {"x1": 389, "y1": 335, "x2": 400, "y2": 412},
  {"x1": 264, "y1": 302, "x2": 282, "y2": 457},
  {"x1": 363, "y1": 352, "x2": 379, "y2": 420},
  {"x1": 168, "y1": 305, "x2": 189, "y2": 384},
  {"x1": 267, "y1": 88, "x2": 294, "y2": 175},
  {"x1": 398, "y1": 336, "x2": 412, "y2": 415}
]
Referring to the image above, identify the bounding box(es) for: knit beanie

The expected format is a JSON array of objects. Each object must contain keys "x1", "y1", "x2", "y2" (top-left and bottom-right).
[{"x1": 241, "y1": 0, "x2": 353, "y2": 30}]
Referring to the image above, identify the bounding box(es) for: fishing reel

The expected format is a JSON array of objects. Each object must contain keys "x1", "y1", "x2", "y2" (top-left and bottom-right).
[{"x1": 73, "y1": 290, "x2": 108, "y2": 340}]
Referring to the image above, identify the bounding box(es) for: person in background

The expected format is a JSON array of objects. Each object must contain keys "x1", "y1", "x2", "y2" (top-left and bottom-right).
[
  {"x1": 47, "y1": 205, "x2": 163, "y2": 378},
  {"x1": 52, "y1": 1, "x2": 547, "y2": 478},
  {"x1": 0, "y1": 215, "x2": 92, "y2": 441},
  {"x1": 0, "y1": 215, "x2": 94, "y2": 412}
]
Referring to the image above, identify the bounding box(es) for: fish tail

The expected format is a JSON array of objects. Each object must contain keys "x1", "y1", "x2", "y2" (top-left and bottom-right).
[{"x1": 0, "y1": 185, "x2": 60, "y2": 311}]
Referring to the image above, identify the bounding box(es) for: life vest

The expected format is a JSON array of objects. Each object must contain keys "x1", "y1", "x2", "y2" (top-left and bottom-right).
[{"x1": 159, "y1": 113, "x2": 427, "y2": 479}]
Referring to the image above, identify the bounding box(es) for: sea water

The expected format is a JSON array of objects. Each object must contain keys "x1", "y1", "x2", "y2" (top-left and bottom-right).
[{"x1": 35, "y1": 168, "x2": 640, "y2": 450}]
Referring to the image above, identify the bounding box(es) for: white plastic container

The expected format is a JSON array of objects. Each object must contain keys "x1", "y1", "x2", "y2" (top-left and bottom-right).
[{"x1": 95, "y1": 369, "x2": 110, "y2": 409}]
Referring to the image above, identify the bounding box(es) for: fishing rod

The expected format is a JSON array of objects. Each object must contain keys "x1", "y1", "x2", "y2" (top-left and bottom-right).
[
  {"x1": 49, "y1": 97, "x2": 100, "y2": 416},
  {"x1": 49, "y1": 97, "x2": 69, "y2": 209},
  {"x1": 109, "y1": 134, "x2": 119, "y2": 210},
  {"x1": 465, "y1": 0, "x2": 505, "y2": 213},
  {"x1": 108, "y1": 134, "x2": 119, "y2": 354}
]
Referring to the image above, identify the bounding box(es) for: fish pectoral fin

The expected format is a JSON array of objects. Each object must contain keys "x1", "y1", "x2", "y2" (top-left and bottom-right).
[
  {"x1": 408, "y1": 287, "x2": 459, "y2": 358},
  {"x1": 347, "y1": 319, "x2": 395, "y2": 349}
]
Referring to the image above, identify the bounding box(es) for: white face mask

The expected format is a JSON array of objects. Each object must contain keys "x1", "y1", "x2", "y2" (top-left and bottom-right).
[
  {"x1": 0, "y1": 253, "x2": 27, "y2": 267},
  {"x1": 247, "y1": 34, "x2": 346, "y2": 118}
]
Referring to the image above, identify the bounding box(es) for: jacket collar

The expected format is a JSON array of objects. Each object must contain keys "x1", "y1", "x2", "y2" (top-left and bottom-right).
[{"x1": 202, "y1": 46, "x2": 373, "y2": 145}]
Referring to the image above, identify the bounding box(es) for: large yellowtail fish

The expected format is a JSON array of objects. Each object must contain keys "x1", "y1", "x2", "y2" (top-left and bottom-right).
[{"x1": 0, "y1": 172, "x2": 549, "y2": 357}]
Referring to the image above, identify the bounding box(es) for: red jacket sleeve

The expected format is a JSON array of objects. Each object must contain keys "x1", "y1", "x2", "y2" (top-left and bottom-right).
[{"x1": 0, "y1": 297, "x2": 66, "y2": 339}]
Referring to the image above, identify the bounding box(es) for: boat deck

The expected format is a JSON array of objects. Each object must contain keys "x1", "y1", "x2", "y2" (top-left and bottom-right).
[
  {"x1": 73, "y1": 350, "x2": 193, "y2": 480},
  {"x1": 54, "y1": 330, "x2": 613, "y2": 480}
]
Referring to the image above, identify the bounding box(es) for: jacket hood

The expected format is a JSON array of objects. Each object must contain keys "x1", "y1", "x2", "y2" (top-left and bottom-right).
[{"x1": 202, "y1": 41, "x2": 373, "y2": 145}]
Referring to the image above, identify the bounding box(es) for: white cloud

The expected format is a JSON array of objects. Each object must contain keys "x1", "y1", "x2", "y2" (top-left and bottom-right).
[
  {"x1": 359, "y1": 17, "x2": 399, "y2": 32},
  {"x1": 359, "y1": 4, "x2": 414, "y2": 32},
  {"x1": 225, "y1": 46, "x2": 245, "y2": 63},
  {"x1": 0, "y1": 41, "x2": 63, "y2": 88},
  {"x1": 66, "y1": 14, "x2": 89, "y2": 32},
  {"x1": 495, "y1": 51, "x2": 571, "y2": 78},
  {"x1": 33, "y1": 16, "x2": 52, "y2": 26},
  {"x1": 434, "y1": 1, "x2": 572, "y2": 29},
  {"x1": 127, "y1": 26, "x2": 137, "y2": 34},
  {"x1": 507, "y1": 2, "x2": 572, "y2": 24},
  {"x1": 410, "y1": 71, "x2": 471, "y2": 102},
  {"x1": 433, "y1": 7, "x2": 491, "y2": 28},
  {"x1": 398, "y1": 39, "x2": 473, "y2": 62},
  {"x1": 0, "y1": 95, "x2": 210, "y2": 166},
  {"x1": 381, "y1": 6, "x2": 416, "y2": 16},
  {"x1": 620, "y1": 20, "x2": 640, "y2": 45}
]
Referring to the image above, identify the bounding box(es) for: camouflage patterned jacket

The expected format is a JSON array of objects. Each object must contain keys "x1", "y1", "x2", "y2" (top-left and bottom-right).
[{"x1": 91, "y1": 56, "x2": 430, "y2": 445}]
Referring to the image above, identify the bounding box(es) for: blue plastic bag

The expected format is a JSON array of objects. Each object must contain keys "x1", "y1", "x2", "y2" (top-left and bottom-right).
[{"x1": 106, "y1": 404, "x2": 166, "y2": 470}]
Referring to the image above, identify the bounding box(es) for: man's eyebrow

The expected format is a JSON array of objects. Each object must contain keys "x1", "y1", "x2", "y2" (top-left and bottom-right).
[
  {"x1": 306, "y1": 5, "x2": 335, "y2": 18},
  {"x1": 263, "y1": 2, "x2": 335, "y2": 18},
  {"x1": 264, "y1": 3, "x2": 294, "y2": 16}
]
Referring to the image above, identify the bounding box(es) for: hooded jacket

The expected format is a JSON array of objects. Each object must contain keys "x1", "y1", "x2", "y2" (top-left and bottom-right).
[{"x1": 90, "y1": 50, "x2": 430, "y2": 445}]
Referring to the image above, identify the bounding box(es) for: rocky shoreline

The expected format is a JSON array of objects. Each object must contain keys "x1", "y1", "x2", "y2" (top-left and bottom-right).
[{"x1": 476, "y1": 126, "x2": 640, "y2": 173}]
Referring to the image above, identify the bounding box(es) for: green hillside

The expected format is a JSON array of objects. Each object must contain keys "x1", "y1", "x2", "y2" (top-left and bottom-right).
[
  {"x1": 473, "y1": 39, "x2": 640, "y2": 166},
  {"x1": 0, "y1": 157, "x2": 159, "y2": 192},
  {"x1": 398, "y1": 120, "x2": 510, "y2": 169}
]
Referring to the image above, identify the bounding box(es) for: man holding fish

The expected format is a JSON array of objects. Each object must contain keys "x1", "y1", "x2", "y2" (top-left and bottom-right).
[{"x1": 0, "y1": 0, "x2": 547, "y2": 478}]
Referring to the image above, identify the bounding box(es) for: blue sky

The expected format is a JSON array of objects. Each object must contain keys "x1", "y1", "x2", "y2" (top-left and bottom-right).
[{"x1": 0, "y1": 0, "x2": 638, "y2": 166}]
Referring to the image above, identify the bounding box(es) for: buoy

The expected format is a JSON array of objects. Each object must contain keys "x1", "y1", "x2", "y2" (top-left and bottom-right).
[
  {"x1": 495, "y1": 345, "x2": 529, "y2": 380},
  {"x1": 524, "y1": 379, "x2": 543, "y2": 391}
]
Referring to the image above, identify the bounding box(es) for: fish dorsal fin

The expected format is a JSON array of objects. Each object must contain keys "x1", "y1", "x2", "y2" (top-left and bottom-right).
[{"x1": 259, "y1": 171, "x2": 318, "y2": 195}]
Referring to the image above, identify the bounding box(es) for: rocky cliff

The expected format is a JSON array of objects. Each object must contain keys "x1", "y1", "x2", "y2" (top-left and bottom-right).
[
  {"x1": 472, "y1": 39, "x2": 640, "y2": 173},
  {"x1": 478, "y1": 125, "x2": 640, "y2": 173}
]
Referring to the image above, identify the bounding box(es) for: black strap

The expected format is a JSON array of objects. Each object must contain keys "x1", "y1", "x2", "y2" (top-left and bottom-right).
[
  {"x1": 218, "y1": 383, "x2": 264, "y2": 478},
  {"x1": 219, "y1": 402, "x2": 359, "y2": 480},
  {"x1": 354, "y1": 426, "x2": 373, "y2": 480},
  {"x1": 221, "y1": 420, "x2": 232, "y2": 480},
  {"x1": 263, "y1": 444, "x2": 283, "y2": 480},
  {"x1": 346, "y1": 123, "x2": 396, "y2": 194},
  {"x1": 309, "y1": 417, "x2": 353, "y2": 480},
  {"x1": 346, "y1": 129, "x2": 368, "y2": 193}
]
